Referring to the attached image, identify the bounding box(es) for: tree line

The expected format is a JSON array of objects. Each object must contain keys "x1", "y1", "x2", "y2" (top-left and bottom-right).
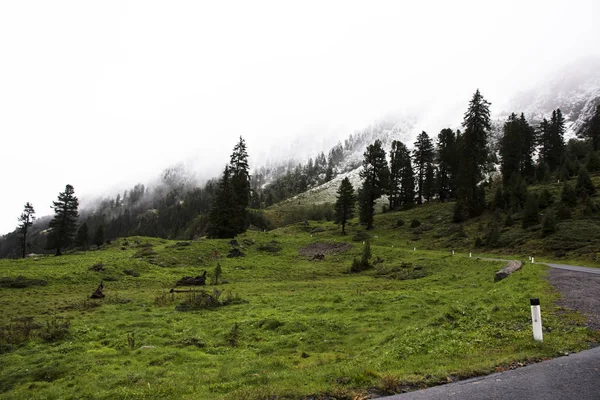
[{"x1": 334, "y1": 91, "x2": 600, "y2": 231}]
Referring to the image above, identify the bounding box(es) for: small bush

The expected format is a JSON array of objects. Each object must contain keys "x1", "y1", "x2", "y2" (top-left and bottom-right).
[
  {"x1": 410, "y1": 219, "x2": 421, "y2": 228},
  {"x1": 175, "y1": 290, "x2": 246, "y2": 311},
  {"x1": 352, "y1": 231, "x2": 371, "y2": 242},
  {"x1": 396, "y1": 219, "x2": 405, "y2": 227},
  {"x1": 258, "y1": 241, "x2": 282, "y2": 253},
  {"x1": 123, "y1": 269, "x2": 140, "y2": 277},
  {"x1": 541, "y1": 209, "x2": 558, "y2": 237},
  {"x1": 0, "y1": 276, "x2": 47, "y2": 289}
]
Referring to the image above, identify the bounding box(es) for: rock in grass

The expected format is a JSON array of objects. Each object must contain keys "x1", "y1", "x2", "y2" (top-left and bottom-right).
[{"x1": 495, "y1": 261, "x2": 523, "y2": 282}]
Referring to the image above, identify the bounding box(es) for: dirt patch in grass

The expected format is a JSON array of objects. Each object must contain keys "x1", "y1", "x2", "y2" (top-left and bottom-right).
[
  {"x1": 548, "y1": 268, "x2": 600, "y2": 331},
  {"x1": 299, "y1": 242, "x2": 352, "y2": 257}
]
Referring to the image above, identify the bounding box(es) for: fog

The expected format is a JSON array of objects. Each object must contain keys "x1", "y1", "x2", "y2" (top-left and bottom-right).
[{"x1": 1, "y1": 0, "x2": 599, "y2": 234}]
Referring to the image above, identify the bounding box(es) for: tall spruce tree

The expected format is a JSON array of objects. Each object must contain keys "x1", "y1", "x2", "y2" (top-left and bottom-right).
[
  {"x1": 207, "y1": 166, "x2": 238, "y2": 238},
  {"x1": 423, "y1": 163, "x2": 436, "y2": 202},
  {"x1": 358, "y1": 140, "x2": 389, "y2": 229},
  {"x1": 400, "y1": 146, "x2": 416, "y2": 209},
  {"x1": 519, "y1": 113, "x2": 536, "y2": 181},
  {"x1": 539, "y1": 109, "x2": 565, "y2": 171},
  {"x1": 500, "y1": 113, "x2": 523, "y2": 186},
  {"x1": 580, "y1": 104, "x2": 600, "y2": 151},
  {"x1": 456, "y1": 89, "x2": 491, "y2": 219},
  {"x1": 48, "y1": 184, "x2": 79, "y2": 256},
  {"x1": 334, "y1": 177, "x2": 356, "y2": 235},
  {"x1": 229, "y1": 136, "x2": 251, "y2": 234},
  {"x1": 94, "y1": 224, "x2": 104, "y2": 247},
  {"x1": 389, "y1": 140, "x2": 405, "y2": 210},
  {"x1": 412, "y1": 131, "x2": 435, "y2": 204},
  {"x1": 435, "y1": 128, "x2": 458, "y2": 201},
  {"x1": 17, "y1": 202, "x2": 35, "y2": 258}
]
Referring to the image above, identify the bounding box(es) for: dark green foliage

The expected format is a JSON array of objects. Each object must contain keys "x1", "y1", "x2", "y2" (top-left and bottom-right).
[
  {"x1": 388, "y1": 140, "x2": 413, "y2": 210},
  {"x1": 452, "y1": 200, "x2": 467, "y2": 223},
  {"x1": 207, "y1": 166, "x2": 238, "y2": 239},
  {"x1": 508, "y1": 174, "x2": 528, "y2": 212},
  {"x1": 94, "y1": 225, "x2": 104, "y2": 247},
  {"x1": 500, "y1": 113, "x2": 536, "y2": 186},
  {"x1": 358, "y1": 140, "x2": 389, "y2": 229},
  {"x1": 423, "y1": 163, "x2": 436, "y2": 202},
  {"x1": 334, "y1": 177, "x2": 356, "y2": 235},
  {"x1": 225, "y1": 322, "x2": 241, "y2": 347},
  {"x1": 575, "y1": 167, "x2": 596, "y2": 198},
  {"x1": 585, "y1": 151, "x2": 600, "y2": 172},
  {"x1": 579, "y1": 104, "x2": 600, "y2": 151},
  {"x1": 410, "y1": 219, "x2": 421, "y2": 228},
  {"x1": 538, "y1": 110, "x2": 566, "y2": 171},
  {"x1": 457, "y1": 89, "x2": 491, "y2": 218},
  {"x1": 492, "y1": 187, "x2": 505, "y2": 210},
  {"x1": 281, "y1": 203, "x2": 335, "y2": 226},
  {"x1": 229, "y1": 137, "x2": 251, "y2": 234},
  {"x1": 349, "y1": 241, "x2": 372, "y2": 273},
  {"x1": 541, "y1": 209, "x2": 558, "y2": 237},
  {"x1": 47, "y1": 184, "x2": 79, "y2": 256},
  {"x1": 561, "y1": 182, "x2": 577, "y2": 207},
  {"x1": 486, "y1": 220, "x2": 500, "y2": 247},
  {"x1": 537, "y1": 188, "x2": 554, "y2": 209},
  {"x1": 396, "y1": 218, "x2": 405, "y2": 227},
  {"x1": 435, "y1": 128, "x2": 459, "y2": 201},
  {"x1": 247, "y1": 210, "x2": 274, "y2": 231},
  {"x1": 522, "y1": 194, "x2": 539, "y2": 229},
  {"x1": 76, "y1": 223, "x2": 89, "y2": 248},
  {"x1": 535, "y1": 162, "x2": 551, "y2": 184},
  {"x1": 212, "y1": 263, "x2": 223, "y2": 285},
  {"x1": 0, "y1": 276, "x2": 48, "y2": 288},
  {"x1": 504, "y1": 213, "x2": 514, "y2": 227},
  {"x1": 556, "y1": 202, "x2": 572, "y2": 220},
  {"x1": 413, "y1": 131, "x2": 435, "y2": 204},
  {"x1": 17, "y1": 202, "x2": 35, "y2": 258}
]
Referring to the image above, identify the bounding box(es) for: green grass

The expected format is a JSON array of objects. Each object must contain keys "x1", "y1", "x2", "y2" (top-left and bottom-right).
[{"x1": 1, "y1": 228, "x2": 598, "y2": 399}]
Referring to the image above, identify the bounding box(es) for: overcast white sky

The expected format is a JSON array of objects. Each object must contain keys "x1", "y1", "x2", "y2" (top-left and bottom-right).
[{"x1": 1, "y1": 0, "x2": 599, "y2": 234}]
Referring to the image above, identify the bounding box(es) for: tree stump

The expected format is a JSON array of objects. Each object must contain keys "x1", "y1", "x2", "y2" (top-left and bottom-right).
[{"x1": 91, "y1": 282, "x2": 105, "y2": 298}]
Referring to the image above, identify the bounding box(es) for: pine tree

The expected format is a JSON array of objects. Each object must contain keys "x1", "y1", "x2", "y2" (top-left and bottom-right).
[
  {"x1": 500, "y1": 113, "x2": 534, "y2": 186},
  {"x1": 412, "y1": 131, "x2": 435, "y2": 204},
  {"x1": 539, "y1": 109, "x2": 566, "y2": 171},
  {"x1": 94, "y1": 224, "x2": 104, "y2": 247},
  {"x1": 76, "y1": 222, "x2": 89, "y2": 248},
  {"x1": 580, "y1": 104, "x2": 600, "y2": 151},
  {"x1": 48, "y1": 184, "x2": 79, "y2": 256},
  {"x1": 17, "y1": 202, "x2": 35, "y2": 258},
  {"x1": 358, "y1": 140, "x2": 389, "y2": 230},
  {"x1": 585, "y1": 151, "x2": 600, "y2": 172},
  {"x1": 522, "y1": 193, "x2": 539, "y2": 229},
  {"x1": 207, "y1": 166, "x2": 238, "y2": 238},
  {"x1": 457, "y1": 89, "x2": 491, "y2": 218},
  {"x1": 560, "y1": 182, "x2": 577, "y2": 207},
  {"x1": 389, "y1": 140, "x2": 413, "y2": 210},
  {"x1": 423, "y1": 163, "x2": 436, "y2": 202},
  {"x1": 519, "y1": 113, "x2": 537, "y2": 181},
  {"x1": 229, "y1": 136, "x2": 251, "y2": 234},
  {"x1": 575, "y1": 166, "x2": 596, "y2": 198},
  {"x1": 435, "y1": 128, "x2": 458, "y2": 201},
  {"x1": 334, "y1": 177, "x2": 356, "y2": 235}
]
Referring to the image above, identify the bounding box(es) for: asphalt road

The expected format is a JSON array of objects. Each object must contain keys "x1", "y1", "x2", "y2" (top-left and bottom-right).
[
  {"x1": 383, "y1": 345, "x2": 600, "y2": 400},
  {"x1": 544, "y1": 263, "x2": 600, "y2": 275}
]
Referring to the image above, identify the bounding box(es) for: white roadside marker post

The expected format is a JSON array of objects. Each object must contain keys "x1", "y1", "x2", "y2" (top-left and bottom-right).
[
  {"x1": 532, "y1": 256, "x2": 535, "y2": 263},
  {"x1": 469, "y1": 252, "x2": 472, "y2": 258},
  {"x1": 413, "y1": 247, "x2": 416, "y2": 251},
  {"x1": 452, "y1": 250, "x2": 455, "y2": 256},
  {"x1": 530, "y1": 298, "x2": 543, "y2": 342}
]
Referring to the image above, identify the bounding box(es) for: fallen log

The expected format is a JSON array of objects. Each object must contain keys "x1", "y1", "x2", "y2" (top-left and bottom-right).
[{"x1": 495, "y1": 261, "x2": 523, "y2": 282}]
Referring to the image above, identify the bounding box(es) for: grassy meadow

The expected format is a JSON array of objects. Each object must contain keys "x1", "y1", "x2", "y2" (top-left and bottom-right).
[{"x1": 1, "y1": 218, "x2": 598, "y2": 399}]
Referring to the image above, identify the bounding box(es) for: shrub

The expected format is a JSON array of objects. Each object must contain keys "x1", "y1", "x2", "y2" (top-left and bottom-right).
[
  {"x1": 410, "y1": 219, "x2": 421, "y2": 228},
  {"x1": 556, "y1": 203, "x2": 572, "y2": 220},
  {"x1": 522, "y1": 194, "x2": 539, "y2": 229},
  {"x1": 349, "y1": 241, "x2": 372, "y2": 273},
  {"x1": 561, "y1": 182, "x2": 577, "y2": 207},
  {"x1": 537, "y1": 188, "x2": 554, "y2": 209},
  {"x1": 541, "y1": 209, "x2": 558, "y2": 237},
  {"x1": 212, "y1": 263, "x2": 223, "y2": 285},
  {"x1": 575, "y1": 167, "x2": 596, "y2": 198},
  {"x1": 0, "y1": 276, "x2": 47, "y2": 289},
  {"x1": 352, "y1": 231, "x2": 371, "y2": 242},
  {"x1": 396, "y1": 218, "x2": 405, "y2": 227},
  {"x1": 123, "y1": 269, "x2": 140, "y2": 277}
]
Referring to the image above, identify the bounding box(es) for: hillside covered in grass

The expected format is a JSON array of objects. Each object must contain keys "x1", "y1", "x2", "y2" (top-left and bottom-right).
[{"x1": 1, "y1": 224, "x2": 598, "y2": 399}]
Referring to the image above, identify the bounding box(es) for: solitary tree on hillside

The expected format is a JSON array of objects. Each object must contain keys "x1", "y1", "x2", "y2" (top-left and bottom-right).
[
  {"x1": 335, "y1": 177, "x2": 356, "y2": 235},
  {"x1": 412, "y1": 131, "x2": 435, "y2": 204},
  {"x1": 48, "y1": 184, "x2": 79, "y2": 256},
  {"x1": 229, "y1": 136, "x2": 251, "y2": 234},
  {"x1": 456, "y1": 89, "x2": 491, "y2": 219},
  {"x1": 358, "y1": 140, "x2": 389, "y2": 229},
  {"x1": 17, "y1": 202, "x2": 35, "y2": 258}
]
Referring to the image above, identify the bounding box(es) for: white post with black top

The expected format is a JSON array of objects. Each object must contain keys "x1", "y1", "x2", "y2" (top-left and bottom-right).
[{"x1": 530, "y1": 298, "x2": 543, "y2": 342}]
